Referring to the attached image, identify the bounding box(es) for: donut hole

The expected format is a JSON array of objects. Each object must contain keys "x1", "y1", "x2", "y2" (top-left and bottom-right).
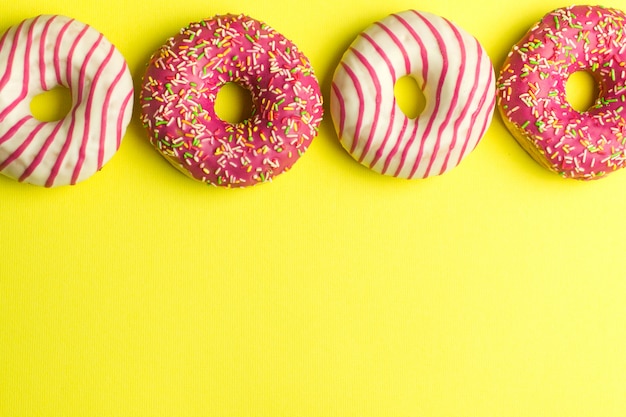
[
  {"x1": 215, "y1": 82, "x2": 254, "y2": 124},
  {"x1": 566, "y1": 70, "x2": 599, "y2": 113},
  {"x1": 30, "y1": 86, "x2": 73, "y2": 122},
  {"x1": 394, "y1": 75, "x2": 427, "y2": 119}
]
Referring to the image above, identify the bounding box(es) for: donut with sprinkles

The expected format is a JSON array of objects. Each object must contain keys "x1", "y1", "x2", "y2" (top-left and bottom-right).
[
  {"x1": 140, "y1": 14, "x2": 324, "y2": 187},
  {"x1": 498, "y1": 5, "x2": 626, "y2": 180}
]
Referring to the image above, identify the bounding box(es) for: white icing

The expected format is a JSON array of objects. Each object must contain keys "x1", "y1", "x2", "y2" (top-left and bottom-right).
[
  {"x1": 330, "y1": 10, "x2": 496, "y2": 179},
  {"x1": 0, "y1": 15, "x2": 134, "y2": 187}
]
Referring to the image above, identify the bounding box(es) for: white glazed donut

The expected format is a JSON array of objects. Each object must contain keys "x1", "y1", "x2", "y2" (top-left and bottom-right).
[
  {"x1": 0, "y1": 15, "x2": 134, "y2": 187},
  {"x1": 330, "y1": 10, "x2": 495, "y2": 179}
]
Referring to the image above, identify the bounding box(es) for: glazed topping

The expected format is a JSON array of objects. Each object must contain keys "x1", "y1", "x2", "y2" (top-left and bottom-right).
[
  {"x1": 0, "y1": 15, "x2": 134, "y2": 186},
  {"x1": 498, "y1": 5, "x2": 626, "y2": 179},
  {"x1": 330, "y1": 10, "x2": 495, "y2": 179},
  {"x1": 141, "y1": 14, "x2": 323, "y2": 187}
]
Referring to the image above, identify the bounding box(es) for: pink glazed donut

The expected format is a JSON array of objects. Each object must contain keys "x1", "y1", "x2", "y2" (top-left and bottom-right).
[
  {"x1": 141, "y1": 14, "x2": 324, "y2": 187},
  {"x1": 498, "y1": 5, "x2": 626, "y2": 180}
]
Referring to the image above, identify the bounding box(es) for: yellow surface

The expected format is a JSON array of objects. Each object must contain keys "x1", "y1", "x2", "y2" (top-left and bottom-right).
[{"x1": 2, "y1": 0, "x2": 626, "y2": 416}]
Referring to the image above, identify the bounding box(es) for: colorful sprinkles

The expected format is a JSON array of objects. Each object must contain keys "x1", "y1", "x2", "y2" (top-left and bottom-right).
[
  {"x1": 497, "y1": 5, "x2": 626, "y2": 180},
  {"x1": 140, "y1": 14, "x2": 324, "y2": 187}
]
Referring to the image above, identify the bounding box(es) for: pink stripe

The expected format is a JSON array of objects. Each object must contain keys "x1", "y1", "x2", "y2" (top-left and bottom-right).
[
  {"x1": 477, "y1": 95, "x2": 496, "y2": 140},
  {"x1": 53, "y1": 19, "x2": 75, "y2": 85},
  {"x1": 381, "y1": 115, "x2": 411, "y2": 175},
  {"x1": 390, "y1": 13, "x2": 429, "y2": 86},
  {"x1": 0, "y1": 122, "x2": 46, "y2": 170},
  {"x1": 0, "y1": 115, "x2": 30, "y2": 145},
  {"x1": 0, "y1": 20, "x2": 26, "y2": 101},
  {"x1": 457, "y1": 71, "x2": 496, "y2": 164},
  {"x1": 65, "y1": 25, "x2": 90, "y2": 88},
  {"x1": 340, "y1": 62, "x2": 366, "y2": 154},
  {"x1": 374, "y1": 22, "x2": 411, "y2": 75},
  {"x1": 349, "y1": 47, "x2": 382, "y2": 163},
  {"x1": 383, "y1": 14, "x2": 432, "y2": 173},
  {"x1": 19, "y1": 121, "x2": 64, "y2": 184},
  {"x1": 420, "y1": 18, "x2": 467, "y2": 178},
  {"x1": 476, "y1": 93, "x2": 496, "y2": 142},
  {"x1": 0, "y1": 26, "x2": 10, "y2": 51},
  {"x1": 39, "y1": 16, "x2": 57, "y2": 90},
  {"x1": 394, "y1": 11, "x2": 448, "y2": 177},
  {"x1": 360, "y1": 33, "x2": 397, "y2": 81},
  {"x1": 331, "y1": 81, "x2": 346, "y2": 139},
  {"x1": 116, "y1": 89, "x2": 134, "y2": 148},
  {"x1": 456, "y1": 65, "x2": 494, "y2": 165},
  {"x1": 360, "y1": 32, "x2": 399, "y2": 168},
  {"x1": 0, "y1": 27, "x2": 12, "y2": 84},
  {"x1": 100, "y1": 61, "x2": 130, "y2": 166},
  {"x1": 439, "y1": 40, "x2": 483, "y2": 174},
  {"x1": 47, "y1": 26, "x2": 94, "y2": 186},
  {"x1": 71, "y1": 36, "x2": 110, "y2": 183},
  {"x1": 0, "y1": 17, "x2": 40, "y2": 122}
]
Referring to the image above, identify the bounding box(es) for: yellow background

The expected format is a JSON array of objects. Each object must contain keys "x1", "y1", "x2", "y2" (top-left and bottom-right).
[{"x1": 1, "y1": 0, "x2": 626, "y2": 416}]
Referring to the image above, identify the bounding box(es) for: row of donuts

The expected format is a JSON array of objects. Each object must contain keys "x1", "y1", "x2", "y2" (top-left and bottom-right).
[{"x1": 0, "y1": 5, "x2": 624, "y2": 187}]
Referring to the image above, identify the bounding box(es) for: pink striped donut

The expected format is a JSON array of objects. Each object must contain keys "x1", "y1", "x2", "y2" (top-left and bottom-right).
[
  {"x1": 0, "y1": 15, "x2": 134, "y2": 187},
  {"x1": 330, "y1": 10, "x2": 495, "y2": 179}
]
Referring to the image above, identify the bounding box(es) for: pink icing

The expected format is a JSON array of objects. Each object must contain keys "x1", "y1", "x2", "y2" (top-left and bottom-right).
[
  {"x1": 140, "y1": 14, "x2": 324, "y2": 187},
  {"x1": 498, "y1": 5, "x2": 626, "y2": 180}
]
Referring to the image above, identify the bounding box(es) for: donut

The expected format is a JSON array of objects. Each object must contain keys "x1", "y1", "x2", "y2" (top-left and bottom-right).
[
  {"x1": 330, "y1": 10, "x2": 495, "y2": 179},
  {"x1": 497, "y1": 5, "x2": 626, "y2": 180},
  {"x1": 0, "y1": 15, "x2": 134, "y2": 187},
  {"x1": 140, "y1": 14, "x2": 324, "y2": 187}
]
